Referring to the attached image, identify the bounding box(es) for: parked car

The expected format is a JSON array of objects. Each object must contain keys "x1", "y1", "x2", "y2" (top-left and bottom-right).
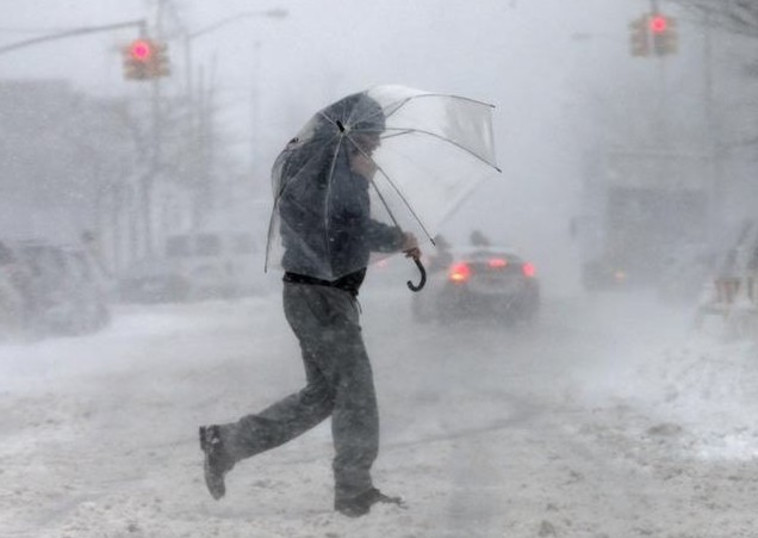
[
  {"x1": 12, "y1": 241, "x2": 110, "y2": 336},
  {"x1": 165, "y1": 231, "x2": 264, "y2": 300},
  {"x1": 411, "y1": 246, "x2": 540, "y2": 325},
  {"x1": 118, "y1": 231, "x2": 265, "y2": 304},
  {"x1": 0, "y1": 240, "x2": 29, "y2": 338}
]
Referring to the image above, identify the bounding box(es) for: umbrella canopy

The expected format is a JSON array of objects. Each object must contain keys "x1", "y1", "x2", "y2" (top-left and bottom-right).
[{"x1": 265, "y1": 85, "x2": 500, "y2": 282}]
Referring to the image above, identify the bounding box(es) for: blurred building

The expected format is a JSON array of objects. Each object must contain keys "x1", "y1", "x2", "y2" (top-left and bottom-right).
[{"x1": 0, "y1": 78, "x2": 195, "y2": 274}]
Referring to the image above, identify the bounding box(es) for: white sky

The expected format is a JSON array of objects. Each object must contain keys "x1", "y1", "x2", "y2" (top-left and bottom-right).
[{"x1": 0, "y1": 0, "x2": 704, "y2": 293}]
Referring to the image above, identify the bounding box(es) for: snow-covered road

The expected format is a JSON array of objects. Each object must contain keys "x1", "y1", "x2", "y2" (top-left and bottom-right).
[{"x1": 2, "y1": 284, "x2": 758, "y2": 537}]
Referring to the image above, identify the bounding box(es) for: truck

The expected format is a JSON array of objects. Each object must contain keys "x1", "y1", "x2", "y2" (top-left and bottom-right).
[{"x1": 573, "y1": 150, "x2": 712, "y2": 292}]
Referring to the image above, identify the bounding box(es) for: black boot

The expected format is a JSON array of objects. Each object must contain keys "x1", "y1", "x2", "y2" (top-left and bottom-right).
[
  {"x1": 199, "y1": 425, "x2": 234, "y2": 500},
  {"x1": 335, "y1": 488, "x2": 406, "y2": 517}
]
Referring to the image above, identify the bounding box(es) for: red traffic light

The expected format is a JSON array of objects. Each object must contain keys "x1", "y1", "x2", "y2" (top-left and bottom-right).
[
  {"x1": 649, "y1": 15, "x2": 668, "y2": 34},
  {"x1": 129, "y1": 39, "x2": 153, "y2": 62},
  {"x1": 122, "y1": 38, "x2": 171, "y2": 80}
]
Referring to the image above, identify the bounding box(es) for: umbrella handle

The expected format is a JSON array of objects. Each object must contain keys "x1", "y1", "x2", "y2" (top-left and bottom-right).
[{"x1": 407, "y1": 257, "x2": 427, "y2": 292}]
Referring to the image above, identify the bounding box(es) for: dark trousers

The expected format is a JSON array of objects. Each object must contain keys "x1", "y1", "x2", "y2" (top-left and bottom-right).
[{"x1": 219, "y1": 282, "x2": 379, "y2": 501}]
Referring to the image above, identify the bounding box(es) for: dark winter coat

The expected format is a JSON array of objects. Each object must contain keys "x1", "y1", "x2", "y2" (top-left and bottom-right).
[
  {"x1": 275, "y1": 94, "x2": 404, "y2": 296},
  {"x1": 278, "y1": 142, "x2": 403, "y2": 295}
]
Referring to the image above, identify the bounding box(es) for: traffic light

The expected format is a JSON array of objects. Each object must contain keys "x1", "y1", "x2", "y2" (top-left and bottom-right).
[
  {"x1": 122, "y1": 38, "x2": 171, "y2": 81},
  {"x1": 150, "y1": 41, "x2": 171, "y2": 77},
  {"x1": 122, "y1": 39, "x2": 152, "y2": 80},
  {"x1": 650, "y1": 14, "x2": 678, "y2": 56},
  {"x1": 629, "y1": 15, "x2": 650, "y2": 57}
]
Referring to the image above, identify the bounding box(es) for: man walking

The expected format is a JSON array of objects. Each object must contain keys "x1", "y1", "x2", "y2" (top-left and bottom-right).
[{"x1": 199, "y1": 92, "x2": 418, "y2": 517}]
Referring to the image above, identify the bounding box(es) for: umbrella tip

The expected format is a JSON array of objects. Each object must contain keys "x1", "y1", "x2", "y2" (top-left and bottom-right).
[{"x1": 336, "y1": 120, "x2": 346, "y2": 133}]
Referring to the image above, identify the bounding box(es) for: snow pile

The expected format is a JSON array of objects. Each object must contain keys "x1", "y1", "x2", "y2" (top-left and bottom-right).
[
  {"x1": 562, "y1": 292, "x2": 758, "y2": 462},
  {"x1": 4, "y1": 291, "x2": 758, "y2": 537},
  {"x1": 581, "y1": 326, "x2": 758, "y2": 462},
  {"x1": 637, "y1": 336, "x2": 758, "y2": 461}
]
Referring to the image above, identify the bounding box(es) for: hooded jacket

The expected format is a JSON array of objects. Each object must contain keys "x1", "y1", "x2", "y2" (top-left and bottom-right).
[{"x1": 275, "y1": 94, "x2": 404, "y2": 295}]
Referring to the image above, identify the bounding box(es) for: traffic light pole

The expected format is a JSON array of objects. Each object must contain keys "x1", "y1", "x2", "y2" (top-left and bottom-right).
[
  {"x1": 647, "y1": 0, "x2": 672, "y2": 148},
  {"x1": 655, "y1": 41, "x2": 669, "y2": 148},
  {"x1": 143, "y1": 0, "x2": 166, "y2": 258},
  {"x1": 0, "y1": 19, "x2": 147, "y2": 56},
  {"x1": 179, "y1": 8, "x2": 288, "y2": 229}
]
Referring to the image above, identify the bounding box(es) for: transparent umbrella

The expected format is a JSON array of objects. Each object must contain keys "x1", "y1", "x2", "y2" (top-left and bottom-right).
[{"x1": 265, "y1": 84, "x2": 500, "y2": 291}]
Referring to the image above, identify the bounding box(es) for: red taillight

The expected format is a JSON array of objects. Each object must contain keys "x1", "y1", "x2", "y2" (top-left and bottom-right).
[
  {"x1": 449, "y1": 262, "x2": 471, "y2": 283},
  {"x1": 488, "y1": 258, "x2": 508, "y2": 269},
  {"x1": 522, "y1": 262, "x2": 536, "y2": 278}
]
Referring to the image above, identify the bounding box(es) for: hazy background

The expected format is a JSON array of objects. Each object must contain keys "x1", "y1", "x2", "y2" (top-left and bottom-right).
[
  {"x1": 1, "y1": 0, "x2": 752, "y2": 295},
  {"x1": 5, "y1": 5, "x2": 758, "y2": 535}
]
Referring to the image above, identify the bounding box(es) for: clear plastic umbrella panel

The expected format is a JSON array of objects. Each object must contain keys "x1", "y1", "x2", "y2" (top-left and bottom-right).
[{"x1": 265, "y1": 85, "x2": 500, "y2": 290}]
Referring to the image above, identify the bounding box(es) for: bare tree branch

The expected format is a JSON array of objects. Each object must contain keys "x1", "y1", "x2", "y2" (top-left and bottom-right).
[{"x1": 669, "y1": 0, "x2": 758, "y2": 37}]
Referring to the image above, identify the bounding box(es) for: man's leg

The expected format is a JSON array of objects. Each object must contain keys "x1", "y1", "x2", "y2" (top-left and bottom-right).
[
  {"x1": 200, "y1": 283, "x2": 336, "y2": 498},
  {"x1": 324, "y1": 289, "x2": 405, "y2": 516},
  {"x1": 219, "y1": 283, "x2": 339, "y2": 457},
  {"x1": 327, "y1": 293, "x2": 380, "y2": 505}
]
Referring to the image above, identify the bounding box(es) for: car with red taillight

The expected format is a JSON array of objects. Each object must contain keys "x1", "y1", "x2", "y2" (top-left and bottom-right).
[{"x1": 411, "y1": 246, "x2": 540, "y2": 325}]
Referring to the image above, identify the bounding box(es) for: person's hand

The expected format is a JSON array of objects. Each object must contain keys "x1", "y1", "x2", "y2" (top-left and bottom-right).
[{"x1": 401, "y1": 232, "x2": 420, "y2": 259}]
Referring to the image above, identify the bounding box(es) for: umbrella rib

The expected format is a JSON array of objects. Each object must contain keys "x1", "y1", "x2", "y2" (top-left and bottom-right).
[
  {"x1": 379, "y1": 129, "x2": 414, "y2": 140},
  {"x1": 345, "y1": 132, "x2": 435, "y2": 244},
  {"x1": 381, "y1": 92, "x2": 495, "y2": 122},
  {"x1": 264, "y1": 199, "x2": 277, "y2": 273},
  {"x1": 380, "y1": 92, "x2": 500, "y2": 170},
  {"x1": 323, "y1": 139, "x2": 344, "y2": 268},
  {"x1": 382, "y1": 126, "x2": 501, "y2": 172},
  {"x1": 373, "y1": 162, "x2": 436, "y2": 243}
]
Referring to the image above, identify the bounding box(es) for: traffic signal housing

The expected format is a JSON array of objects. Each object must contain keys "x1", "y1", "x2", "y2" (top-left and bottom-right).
[
  {"x1": 122, "y1": 38, "x2": 171, "y2": 80},
  {"x1": 629, "y1": 15, "x2": 650, "y2": 57},
  {"x1": 150, "y1": 41, "x2": 171, "y2": 78},
  {"x1": 650, "y1": 14, "x2": 678, "y2": 56}
]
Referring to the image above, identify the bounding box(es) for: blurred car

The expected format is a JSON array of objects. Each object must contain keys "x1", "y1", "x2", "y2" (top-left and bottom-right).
[
  {"x1": 118, "y1": 258, "x2": 190, "y2": 304},
  {"x1": 119, "y1": 231, "x2": 265, "y2": 304},
  {"x1": 164, "y1": 231, "x2": 264, "y2": 300},
  {"x1": 411, "y1": 246, "x2": 540, "y2": 325},
  {"x1": 0, "y1": 240, "x2": 29, "y2": 338},
  {"x1": 13, "y1": 241, "x2": 110, "y2": 336},
  {"x1": 581, "y1": 258, "x2": 632, "y2": 290}
]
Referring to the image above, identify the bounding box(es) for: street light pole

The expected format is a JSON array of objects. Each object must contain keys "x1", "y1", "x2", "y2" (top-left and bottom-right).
[
  {"x1": 184, "y1": 9, "x2": 288, "y2": 106},
  {"x1": 0, "y1": 19, "x2": 147, "y2": 56},
  {"x1": 142, "y1": 0, "x2": 167, "y2": 258},
  {"x1": 181, "y1": 9, "x2": 288, "y2": 229}
]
